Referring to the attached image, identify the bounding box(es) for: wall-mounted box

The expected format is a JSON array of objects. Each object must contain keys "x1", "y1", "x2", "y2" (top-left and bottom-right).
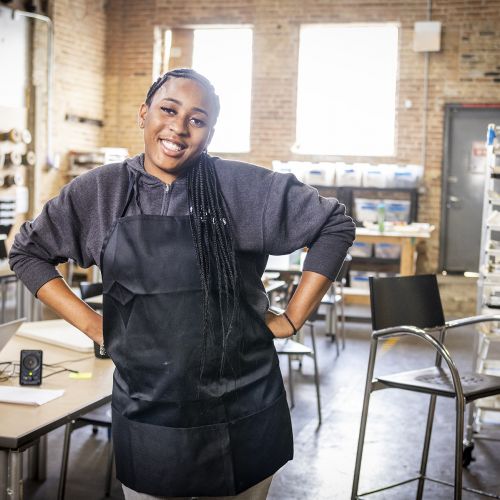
[{"x1": 413, "y1": 21, "x2": 441, "y2": 52}]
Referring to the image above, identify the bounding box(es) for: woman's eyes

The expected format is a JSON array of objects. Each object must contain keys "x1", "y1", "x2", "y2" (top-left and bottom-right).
[
  {"x1": 160, "y1": 106, "x2": 175, "y2": 115},
  {"x1": 160, "y1": 107, "x2": 205, "y2": 128},
  {"x1": 190, "y1": 118, "x2": 206, "y2": 128}
]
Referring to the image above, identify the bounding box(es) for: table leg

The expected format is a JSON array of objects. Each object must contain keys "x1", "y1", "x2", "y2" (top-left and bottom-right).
[
  {"x1": 37, "y1": 435, "x2": 47, "y2": 481},
  {"x1": 57, "y1": 422, "x2": 73, "y2": 500},
  {"x1": 0, "y1": 450, "x2": 7, "y2": 500},
  {"x1": 15, "y1": 281, "x2": 22, "y2": 320},
  {"x1": 1, "y1": 279, "x2": 6, "y2": 323},
  {"x1": 7, "y1": 451, "x2": 23, "y2": 500},
  {"x1": 27, "y1": 447, "x2": 36, "y2": 481},
  {"x1": 400, "y1": 238, "x2": 416, "y2": 275},
  {"x1": 27, "y1": 435, "x2": 46, "y2": 481}
]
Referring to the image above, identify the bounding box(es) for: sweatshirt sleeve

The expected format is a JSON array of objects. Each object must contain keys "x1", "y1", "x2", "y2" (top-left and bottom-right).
[
  {"x1": 263, "y1": 172, "x2": 355, "y2": 281},
  {"x1": 9, "y1": 174, "x2": 98, "y2": 296}
]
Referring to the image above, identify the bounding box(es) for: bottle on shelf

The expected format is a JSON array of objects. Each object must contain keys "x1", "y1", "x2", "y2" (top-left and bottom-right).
[{"x1": 377, "y1": 201, "x2": 385, "y2": 233}]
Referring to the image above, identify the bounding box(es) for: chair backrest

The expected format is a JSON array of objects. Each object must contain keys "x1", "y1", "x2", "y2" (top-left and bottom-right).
[
  {"x1": 369, "y1": 274, "x2": 445, "y2": 331},
  {"x1": 79, "y1": 281, "x2": 103, "y2": 300}
]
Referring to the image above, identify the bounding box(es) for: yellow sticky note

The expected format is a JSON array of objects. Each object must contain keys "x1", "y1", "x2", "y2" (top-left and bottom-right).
[{"x1": 69, "y1": 372, "x2": 92, "y2": 380}]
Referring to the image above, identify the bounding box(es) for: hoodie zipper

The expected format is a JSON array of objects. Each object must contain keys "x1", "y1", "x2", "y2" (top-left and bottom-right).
[{"x1": 160, "y1": 184, "x2": 170, "y2": 215}]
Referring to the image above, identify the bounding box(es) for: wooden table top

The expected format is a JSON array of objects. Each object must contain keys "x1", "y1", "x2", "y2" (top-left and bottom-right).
[
  {"x1": 0, "y1": 329, "x2": 114, "y2": 449},
  {"x1": 355, "y1": 224, "x2": 434, "y2": 239}
]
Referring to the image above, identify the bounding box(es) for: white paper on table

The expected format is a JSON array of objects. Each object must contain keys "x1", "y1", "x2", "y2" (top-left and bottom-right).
[{"x1": 0, "y1": 386, "x2": 64, "y2": 406}]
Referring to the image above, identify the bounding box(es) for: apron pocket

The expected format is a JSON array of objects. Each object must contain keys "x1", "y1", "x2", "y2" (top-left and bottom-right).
[
  {"x1": 243, "y1": 304, "x2": 276, "y2": 342},
  {"x1": 112, "y1": 408, "x2": 235, "y2": 497},
  {"x1": 228, "y1": 393, "x2": 293, "y2": 493}
]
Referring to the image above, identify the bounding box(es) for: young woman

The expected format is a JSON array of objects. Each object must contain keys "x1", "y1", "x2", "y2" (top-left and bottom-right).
[{"x1": 9, "y1": 69, "x2": 355, "y2": 499}]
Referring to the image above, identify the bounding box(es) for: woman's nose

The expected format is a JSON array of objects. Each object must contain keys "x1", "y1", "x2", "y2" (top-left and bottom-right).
[{"x1": 169, "y1": 117, "x2": 189, "y2": 136}]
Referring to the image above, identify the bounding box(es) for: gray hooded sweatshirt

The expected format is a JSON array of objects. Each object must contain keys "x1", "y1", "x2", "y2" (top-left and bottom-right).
[{"x1": 9, "y1": 154, "x2": 355, "y2": 317}]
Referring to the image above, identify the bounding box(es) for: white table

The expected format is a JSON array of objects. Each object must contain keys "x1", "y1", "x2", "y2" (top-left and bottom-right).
[{"x1": 0, "y1": 321, "x2": 114, "y2": 500}]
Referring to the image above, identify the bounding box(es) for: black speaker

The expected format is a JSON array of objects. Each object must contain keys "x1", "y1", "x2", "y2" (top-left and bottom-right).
[{"x1": 19, "y1": 350, "x2": 43, "y2": 385}]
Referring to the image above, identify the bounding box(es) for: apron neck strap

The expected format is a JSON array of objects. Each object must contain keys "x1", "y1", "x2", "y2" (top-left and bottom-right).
[{"x1": 121, "y1": 171, "x2": 144, "y2": 217}]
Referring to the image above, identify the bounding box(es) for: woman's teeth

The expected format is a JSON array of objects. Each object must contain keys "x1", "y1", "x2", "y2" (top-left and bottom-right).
[{"x1": 161, "y1": 139, "x2": 183, "y2": 152}]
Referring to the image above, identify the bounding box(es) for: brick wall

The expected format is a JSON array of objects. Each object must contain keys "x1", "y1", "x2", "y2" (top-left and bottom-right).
[
  {"x1": 35, "y1": 0, "x2": 106, "y2": 209},
  {"x1": 31, "y1": 0, "x2": 500, "y2": 271},
  {"x1": 101, "y1": 0, "x2": 500, "y2": 270}
]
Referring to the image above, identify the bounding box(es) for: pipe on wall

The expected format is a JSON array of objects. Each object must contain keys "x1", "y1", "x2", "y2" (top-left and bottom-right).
[
  {"x1": 11, "y1": 8, "x2": 54, "y2": 170},
  {"x1": 421, "y1": 0, "x2": 432, "y2": 168}
]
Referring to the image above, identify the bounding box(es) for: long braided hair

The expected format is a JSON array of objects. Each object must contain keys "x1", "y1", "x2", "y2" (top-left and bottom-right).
[{"x1": 145, "y1": 69, "x2": 240, "y2": 379}]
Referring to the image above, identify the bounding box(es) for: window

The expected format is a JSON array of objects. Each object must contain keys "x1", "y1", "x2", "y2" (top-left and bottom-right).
[
  {"x1": 295, "y1": 24, "x2": 399, "y2": 156},
  {"x1": 192, "y1": 28, "x2": 253, "y2": 153}
]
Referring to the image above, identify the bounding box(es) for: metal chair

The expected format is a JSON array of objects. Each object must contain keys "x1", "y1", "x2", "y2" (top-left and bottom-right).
[
  {"x1": 321, "y1": 254, "x2": 352, "y2": 353},
  {"x1": 352, "y1": 274, "x2": 500, "y2": 500},
  {"x1": 79, "y1": 281, "x2": 103, "y2": 308},
  {"x1": 273, "y1": 307, "x2": 322, "y2": 426}
]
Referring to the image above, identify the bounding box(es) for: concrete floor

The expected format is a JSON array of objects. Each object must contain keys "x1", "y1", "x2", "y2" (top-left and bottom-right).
[{"x1": 5, "y1": 275, "x2": 500, "y2": 499}]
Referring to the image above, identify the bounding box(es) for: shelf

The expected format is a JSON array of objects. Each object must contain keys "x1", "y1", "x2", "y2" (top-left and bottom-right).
[
  {"x1": 481, "y1": 279, "x2": 500, "y2": 287},
  {"x1": 488, "y1": 191, "x2": 500, "y2": 205},
  {"x1": 351, "y1": 257, "x2": 400, "y2": 266},
  {"x1": 482, "y1": 360, "x2": 500, "y2": 373},
  {"x1": 476, "y1": 322, "x2": 500, "y2": 337},
  {"x1": 316, "y1": 185, "x2": 419, "y2": 225},
  {"x1": 313, "y1": 185, "x2": 418, "y2": 193},
  {"x1": 477, "y1": 124, "x2": 500, "y2": 429},
  {"x1": 476, "y1": 394, "x2": 500, "y2": 411}
]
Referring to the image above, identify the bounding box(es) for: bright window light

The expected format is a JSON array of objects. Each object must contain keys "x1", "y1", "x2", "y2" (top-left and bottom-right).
[
  {"x1": 295, "y1": 24, "x2": 399, "y2": 156},
  {"x1": 192, "y1": 28, "x2": 253, "y2": 153}
]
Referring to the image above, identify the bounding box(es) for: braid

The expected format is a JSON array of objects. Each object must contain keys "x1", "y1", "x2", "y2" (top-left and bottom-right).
[
  {"x1": 145, "y1": 68, "x2": 236, "y2": 382},
  {"x1": 188, "y1": 153, "x2": 240, "y2": 379}
]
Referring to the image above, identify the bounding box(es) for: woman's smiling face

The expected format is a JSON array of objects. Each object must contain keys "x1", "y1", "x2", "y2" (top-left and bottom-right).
[{"x1": 139, "y1": 77, "x2": 216, "y2": 184}]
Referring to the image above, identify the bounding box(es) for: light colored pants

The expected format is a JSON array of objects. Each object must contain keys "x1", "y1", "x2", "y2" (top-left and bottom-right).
[{"x1": 122, "y1": 476, "x2": 273, "y2": 500}]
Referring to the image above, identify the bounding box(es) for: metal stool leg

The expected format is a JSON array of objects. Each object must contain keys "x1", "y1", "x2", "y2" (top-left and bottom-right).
[
  {"x1": 287, "y1": 356, "x2": 294, "y2": 409},
  {"x1": 339, "y1": 286, "x2": 346, "y2": 349},
  {"x1": 16, "y1": 281, "x2": 26, "y2": 320},
  {"x1": 454, "y1": 398, "x2": 465, "y2": 500},
  {"x1": 416, "y1": 394, "x2": 437, "y2": 499},
  {"x1": 1, "y1": 280, "x2": 6, "y2": 323},
  {"x1": 326, "y1": 303, "x2": 334, "y2": 341},
  {"x1": 105, "y1": 439, "x2": 114, "y2": 497},
  {"x1": 308, "y1": 324, "x2": 321, "y2": 426},
  {"x1": 351, "y1": 338, "x2": 379, "y2": 500},
  {"x1": 333, "y1": 308, "x2": 340, "y2": 357},
  {"x1": 58, "y1": 421, "x2": 74, "y2": 500}
]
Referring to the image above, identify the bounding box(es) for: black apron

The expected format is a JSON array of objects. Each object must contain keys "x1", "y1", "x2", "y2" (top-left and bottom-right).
[{"x1": 100, "y1": 174, "x2": 293, "y2": 497}]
